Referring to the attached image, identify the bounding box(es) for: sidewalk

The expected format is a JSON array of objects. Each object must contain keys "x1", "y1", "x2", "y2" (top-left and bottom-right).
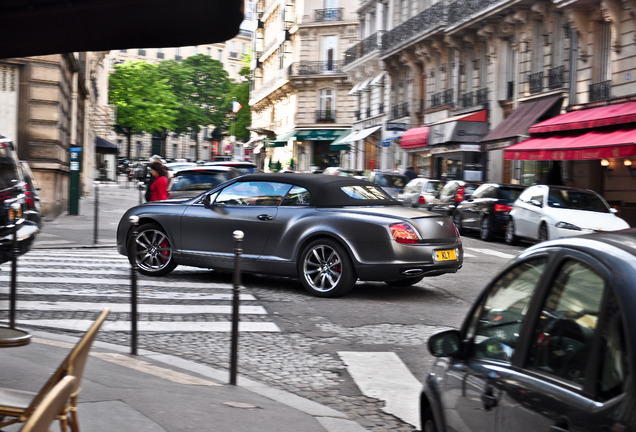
[{"x1": 11, "y1": 179, "x2": 367, "y2": 432}]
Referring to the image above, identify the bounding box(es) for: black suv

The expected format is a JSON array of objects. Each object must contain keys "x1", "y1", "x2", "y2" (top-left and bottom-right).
[{"x1": 0, "y1": 136, "x2": 38, "y2": 264}]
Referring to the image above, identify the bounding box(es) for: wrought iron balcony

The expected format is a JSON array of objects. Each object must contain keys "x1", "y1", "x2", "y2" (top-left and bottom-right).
[
  {"x1": 315, "y1": 8, "x2": 343, "y2": 22},
  {"x1": 431, "y1": 92, "x2": 443, "y2": 108},
  {"x1": 589, "y1": 80, "x2": 611, "y2": 102},
  {"x1": 316, "y1": 110, "x2": 337, "y2": 123},
  {"x1": 447, "y1": 0, "x2": 506, "y2": 26},
  {"x1": 290, "y1": 60, "x2": 344, "y2": 75},
  {"x1": 548, "y1": 65, "x2": 565, "y2": 90},
  {"x1": 389, "y1": 102, "x2": 409, "y2": 120},
  {"x1": 344, "y1": 32, "x2": 383, "y2": 66},
  {"x1": 529, "y1": 71, "x2": 544, "y2": 94},
  {"x1": 443, "y1": 89, "x2": 454, "y2": 105},
  {"x1": 382, "y1": 2, "x2": 445, "y2": 53},
  {"x1": 476, "y1": 87, "x2": 488, "y2": 105},
  {"x1": 459, "y1": 91, "x2": 474, "y2": 108}
]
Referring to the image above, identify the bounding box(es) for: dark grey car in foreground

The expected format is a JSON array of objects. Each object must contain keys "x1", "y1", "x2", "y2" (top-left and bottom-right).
[
  {"x1": 421, "y1": 229, "x2": 636, "y2": 431},
  {"x1": 117, "y1": 173, "x2": 463, "y2": 297}
]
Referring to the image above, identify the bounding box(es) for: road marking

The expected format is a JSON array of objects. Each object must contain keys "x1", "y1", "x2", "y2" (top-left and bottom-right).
[
  {"x1": 0, "y1": 275, "x2": 231, "y2": 289},
  {"x1": 339, "y1": 351, "x2": 420, "y2": 428},
  {"x1": 465, "y1": 247, "x2": 516, "y2": 259},
  {"x1": 14, "y1": 319, "x2": 280, "y2": 332},
  {"x1": 0, "y1": 301, "x2": 268, "y2": 314},
  {"x1": 1, "y1": 287, "x2": 256, "y2": 300}
]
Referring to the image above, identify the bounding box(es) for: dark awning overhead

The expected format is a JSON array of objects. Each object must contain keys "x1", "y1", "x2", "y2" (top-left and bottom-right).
[
  {"x1": 295, "y1": 129, "x2": 349, "y2": 141},
  {"x1": 481, "y1": 95, "x2": 563, "y2": 143},
  {"x1": 0, "y1": 0, "x2": 244, "y2": 59},
  {"x1": 96, "y1": 136, "x2": 118, "y2": 154}
]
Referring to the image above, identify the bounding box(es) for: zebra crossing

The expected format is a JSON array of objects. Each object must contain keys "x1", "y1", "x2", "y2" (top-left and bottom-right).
[{"x1": 0, "y1": 248, "x2": 281, "y2": 333}]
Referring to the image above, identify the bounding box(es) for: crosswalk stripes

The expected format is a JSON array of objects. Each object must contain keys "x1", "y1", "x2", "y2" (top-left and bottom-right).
[{"x1": 0, "y1": 249, "x2": 281, "y2": 333}]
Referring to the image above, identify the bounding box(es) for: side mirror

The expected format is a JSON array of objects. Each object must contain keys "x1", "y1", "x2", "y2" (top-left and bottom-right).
[{"x1": 428, "y1": 329, "x2": 462, "y2": 358}]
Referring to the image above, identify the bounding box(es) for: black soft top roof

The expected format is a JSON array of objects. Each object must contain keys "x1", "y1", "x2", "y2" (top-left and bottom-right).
[{"x1": 236, "y1": 173, "x2": 400, "y2": 207}]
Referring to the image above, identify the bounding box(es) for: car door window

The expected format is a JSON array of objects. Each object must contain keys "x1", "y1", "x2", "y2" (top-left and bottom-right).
[
  {"x1": 466, "y1": 258, "x2": 547, "y2": 363},
  {"x1": 527, "y1": 260, "x2": 604, "y2": 386},
  {"x1": 281, "y1": 186, "x2": 310, "y2": 206},
  {"x1": 215, "y1": 181, "x2": 289, "y2": 206},
  {"x1": 597, "y1": 292, "x2": 628, "y2": 401}
]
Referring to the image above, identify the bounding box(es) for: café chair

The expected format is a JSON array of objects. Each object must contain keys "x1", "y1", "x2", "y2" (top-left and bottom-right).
[
  {"x1": 19, "y1": 376, "x2": 77, "y2": 432},
  {"x1": 0, "y1": 308, "x2": 110, "y2": 432}
]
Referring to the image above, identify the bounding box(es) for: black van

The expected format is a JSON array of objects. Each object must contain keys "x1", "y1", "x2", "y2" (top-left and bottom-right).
[{"x1": 0, "y1": 136, "x2": 38, "y2": 264}]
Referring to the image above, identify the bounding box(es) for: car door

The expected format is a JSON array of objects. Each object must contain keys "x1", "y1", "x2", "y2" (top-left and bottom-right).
[
  {"x1": 497, "y1": 252, "x2": 630, "y2": 431},
  {"x1": 461, "y1": 185, "x2": 488, "y2": 230},
  {"x1": 179, "y1": 180, "x2": 285, "y2": 265},
  {"x1": 514, "y1": 185, "x2": 546, "y2": 239},
  {"x1": 439, "y1": 257, "x2": 548, "y2": 432}
]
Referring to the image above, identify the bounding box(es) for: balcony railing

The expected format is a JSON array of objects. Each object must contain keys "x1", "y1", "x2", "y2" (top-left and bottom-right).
[
  {"x1": 382, "y1": 2, "x2": 445, "y2": 53},
  {"x1": 316, "y1": 110, "x2": 337, "y2": 122},
  {"x1": 431, "y1": 92, "x2": 443, "y2": 108},
  {"x1": 459, "y1": 91, "x2": 474, "y2": 108},
  {"x1": 548, "y1": 65, "x2": 565, "y2": 90},
  {"x1": 589, "y1": 80, "x2": 611, "y2": 102},
  {"x1": 291, "y1": 60, "x2": 344, "y2": 75},
  {"x1": 344, "y1": 32, "x2": 383, "y2": 66},
  {"x1": 315, "y1": 8, "x2": 343, "y2": 22},
  {"x1": 476, "y1": 87, "x2": 488, "y2": 105},
  {"x1": 389, "y1": 102, "x2": 409, "y2": 120},
  {"x1": 443, "y1": 89, "x2": 454, "y2": 105},
  {"x1": 447, "y1": 0, "x2": 506, "y2": 26},
  {"x1": 529, "y1": 71, "x2": 544, "y2": 94}
]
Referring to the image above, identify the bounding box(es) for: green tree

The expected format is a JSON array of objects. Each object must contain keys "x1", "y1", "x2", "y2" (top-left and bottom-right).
[
  {"x1": 108, "y1": 61, "x2": 178, "y2": 159},
  {"x1": 179, "y1": 54, "x2": 231, "y2": 160},
  {"x1": 226, "y1": 53, "x2": 251, "y2": 142}
]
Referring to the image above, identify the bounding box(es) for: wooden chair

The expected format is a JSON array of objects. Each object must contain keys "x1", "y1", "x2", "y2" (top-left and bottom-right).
[
  {"x1": 19, "y1": 376, "x2": 77, "y2": 432},
  {"x1": 0, "y1": 308, "x2": 110, "y2": 432}
]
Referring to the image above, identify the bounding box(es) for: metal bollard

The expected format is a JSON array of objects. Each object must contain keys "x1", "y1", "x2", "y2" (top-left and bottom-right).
[
  {"x1": 138, "y1": 181, "x2": 145, "y2": 204},
  {"x1": 129, "y1": 215, "x2": 140, "y2": 355},
  {"x1": 229, "y1": 230, "x2": 244, "y2": 385},
  {"x1": 9, "y1": 202, "x2": 19, "y2": 329},
  {"x1": 93, "y1": 181, "x2": 99, "y2": 245}
]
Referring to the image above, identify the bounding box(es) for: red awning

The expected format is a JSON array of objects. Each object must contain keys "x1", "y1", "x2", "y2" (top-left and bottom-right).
[
  {"x1": 504, "y1": 126, "x2": 636, "y2": 160},
  {"x1": 529, "y1": 101, "x2": 636, "y2": 134},
  {"x1": 400, "y1": 126, "x2": 429, "y2": 149}
]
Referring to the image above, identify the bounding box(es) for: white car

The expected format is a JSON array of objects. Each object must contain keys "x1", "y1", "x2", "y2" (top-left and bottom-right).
[
  {"x1": 396, "y1": 178, "x2": 444, "y2": 208},
  {"x1": 505, "y1": 184, "x2": 630, "y2": 244}
]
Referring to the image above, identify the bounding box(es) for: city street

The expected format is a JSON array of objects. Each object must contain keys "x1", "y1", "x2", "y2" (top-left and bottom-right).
[{"x1": 0, "y1": 182, "x2": 528, "y2": 431}]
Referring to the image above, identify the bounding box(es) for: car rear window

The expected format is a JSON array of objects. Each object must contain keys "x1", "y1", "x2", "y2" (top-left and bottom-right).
[
  {"x1": 172, "y1": 172, "x2": 231, "y2": 192},
  {"x1": 341, "y1": 185, "x2": 391, "y2": 200}
]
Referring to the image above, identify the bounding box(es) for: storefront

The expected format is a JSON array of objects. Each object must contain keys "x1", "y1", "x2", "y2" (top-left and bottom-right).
[
  {"x1": 399, "y1": 126, "x2": 431, "y2": 177},
  {"x1": 427, "y1": 110, "x2": 488, "y2": 181}
]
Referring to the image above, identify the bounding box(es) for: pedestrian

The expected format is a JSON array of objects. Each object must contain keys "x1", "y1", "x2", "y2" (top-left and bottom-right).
[
  {"x1": 404, "y1": 166, "x2": 417, "y2": 181},
  {"x1": 144, "y1": 155, "x2": 172, "y2": 202},
  {"x1": 148, "y1": 161, "x2": 169, "y2": 201}
]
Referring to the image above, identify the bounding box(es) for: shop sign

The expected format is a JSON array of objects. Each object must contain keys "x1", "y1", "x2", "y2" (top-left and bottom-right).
[
  {"x1": 386, "y1": 122, "x2": 408, "y2": 131},
  {"x1": 429, "y1": 121, "x2": 488, "y2": 145},
  {"x1": 429, "y1": 144, "x2": 481, "y2": 154}
]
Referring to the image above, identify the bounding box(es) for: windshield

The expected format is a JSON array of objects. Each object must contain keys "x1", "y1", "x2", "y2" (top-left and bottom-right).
[{"x1": 547, "y1": 189, "x2": 610, "y2": 212}]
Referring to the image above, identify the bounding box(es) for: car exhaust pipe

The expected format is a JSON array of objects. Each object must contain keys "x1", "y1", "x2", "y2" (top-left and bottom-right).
[{"x1": 401, "y1": 268, "x2": 425, "y2": 276}]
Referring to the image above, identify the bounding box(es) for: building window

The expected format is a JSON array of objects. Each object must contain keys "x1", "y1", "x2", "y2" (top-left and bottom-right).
[
  {"x1": 157, "y1": 48, "x2": 164, "y2": 59},
  {"x1": 568, "y1": 26, "x2": 578, "y2": 104},
  {"x1": 175, "y1": 48, "x2": 182, "y2": 61},
  {"x1": 218, "y1": 49, "x2": 223, "y2": 62},
  {"x1": 138, "y1": 49, "x2": 146, "y2": 56}
]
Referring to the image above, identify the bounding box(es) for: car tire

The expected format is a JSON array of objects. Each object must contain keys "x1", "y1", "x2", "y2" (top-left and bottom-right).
[
  {"x1": 128, "y1": 223, "x2": 177, "y2": 276},
  {"x1": 384, "y1": 275, "x2": 425, "y2": 287},
  {"x1": 479, "y1": 216, "x2": 494, "y2": 242},
  {"x1": 421, "y1": 405, "x2": 437, "y2": 432},
  {"x1": 505, "y1": 218, "x2": 519, "y2": 245},
  {"x1": 453, "y1": 212, "x2": 464, "y2": 234},
  {"x1": 538, "y1": 223, "x2": 549, "y2": 242},
  {"x1": 299, "y1": 238, "x2": 355, "y2": 297}
]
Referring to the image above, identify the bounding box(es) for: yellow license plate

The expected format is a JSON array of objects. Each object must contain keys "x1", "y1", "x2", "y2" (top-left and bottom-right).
[{"x1": 436, "y1": 249, "x2": 457, "y2": 261}]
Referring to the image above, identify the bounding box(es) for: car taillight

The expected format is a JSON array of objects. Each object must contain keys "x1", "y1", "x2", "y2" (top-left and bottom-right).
[
  {"x1": 454, "y1": 186, "x2": 465, "y2": 202},
  {"x1": 390, "y1": 223, "x2": 420, "y2": 244},
  {"x1": 23, "y1": 184, "x2": 34, "y2": 207},
  {"x1": 418, "y1": 195, "x2": 426, "y2": 204},
  {"x1": 494, "y1": 203, "x2": 512, "y2": 212}
]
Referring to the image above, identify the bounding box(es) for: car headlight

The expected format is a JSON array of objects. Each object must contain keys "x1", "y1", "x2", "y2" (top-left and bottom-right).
[{"x1": 555, "y1": 221, "x2": 581, "y2": 231}]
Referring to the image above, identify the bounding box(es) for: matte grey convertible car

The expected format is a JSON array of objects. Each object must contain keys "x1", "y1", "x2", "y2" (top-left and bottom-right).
[{"x1": 116, "y1": 173, "x2": 463, "y2": 297}]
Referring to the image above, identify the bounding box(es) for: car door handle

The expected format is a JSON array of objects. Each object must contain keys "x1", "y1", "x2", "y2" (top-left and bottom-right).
[
  {"x1": 480, "y1": 386, "x2": 498, "y2": 411},
  {"x1": 257, "y1": 214, "x2": 273, "y2": 221}
]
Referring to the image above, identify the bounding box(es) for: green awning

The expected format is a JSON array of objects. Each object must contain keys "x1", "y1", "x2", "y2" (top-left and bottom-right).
[
  {"x1": 267, "y1": 130, "x2": 298, "y2": 147},
  {"x1": 329, "y1": 130, "x2": 355, "y2": 150},
  {"x1": 295, "y1": 129, "x2": 347, "y2": 141}
]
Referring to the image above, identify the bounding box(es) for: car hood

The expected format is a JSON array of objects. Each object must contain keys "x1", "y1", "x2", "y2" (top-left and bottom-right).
[{"x1": 544, "y1": 207, "x2": 630, "y2": 230}]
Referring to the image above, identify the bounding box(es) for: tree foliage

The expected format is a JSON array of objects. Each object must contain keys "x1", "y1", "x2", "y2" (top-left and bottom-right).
[{"x1": 108, "y1": 61, "x2": 177, "y2": 159}]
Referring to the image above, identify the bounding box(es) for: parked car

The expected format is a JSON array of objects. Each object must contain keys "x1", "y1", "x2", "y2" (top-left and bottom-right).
[
  {"x1": 397, "y1": 178, "x2": 444, "y2": 209},
  {"x1": 18, "y1": 160, "x2": 42, "y2": 227},
  {"x1": 0, "y1": 136, "x2": 38, "y2": 264},
  {"x1": 428, "y1": 180, "x2": 481, "y2": 216},
  {"x1": 203, "y1": 160, "x2": 258, "y2": 175},
  {"x1": 168, "y1": 166, "x2": 241, "y2": 199},
  {"x1": 421, "y1": 229, "x2": 636, "y2": 432},
  {"x1": 505, "y1": 184, "x2": 630, "y2": 244},
  {"x1": 366, "y1": 171, "x2": 409, "y2": 198},
  {"x1": 117, "y1": 173, "x2": 463, "y2": 297},
  {"x1": 164, "y1": 161, "x2": 197, "y2": 174},
  {"x1": 452, "y1": 182, "x2": 525, "y2": 241},
  {"x1": 322, "y1": 167, "x2": 366, "y2": 179}
]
